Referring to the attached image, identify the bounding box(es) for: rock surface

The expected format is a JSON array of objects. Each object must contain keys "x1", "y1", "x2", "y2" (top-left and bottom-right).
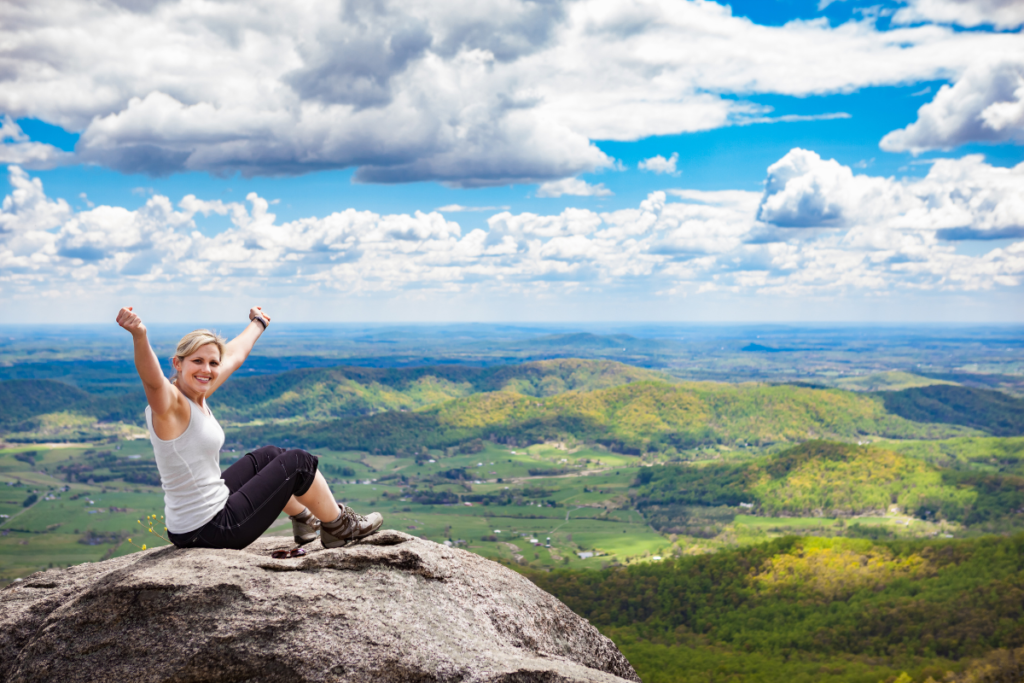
[{"x1": 0, "y1": 530, "x2": 639, "y2": 682}]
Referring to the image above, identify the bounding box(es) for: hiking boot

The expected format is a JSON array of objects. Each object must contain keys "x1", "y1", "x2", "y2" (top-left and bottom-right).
[
  {"x1": 289, "y1": 509, "x2": 321, "y2": 545},
  {"x1": 321, "y1": 504, "x2": 383, "y2": 548}
]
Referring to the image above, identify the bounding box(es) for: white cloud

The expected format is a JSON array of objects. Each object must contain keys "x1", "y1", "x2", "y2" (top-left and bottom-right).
[
  {"x1": 893, "y1": 0, "x2": 1024, "y2": 30},
  {"x1": 0, "y1": 116, "x2": 73, "y2": 170},
  {"x1": 437, "y1": 204, "x2": 511, "y2": 212},
  {"x1": 757, "y1": 148, "x2": 1024, "y2": 239},
  {"x1": 881, "y1": 59, "x2": 1024, "y2": 154},
  {"x1": 536, "y1": 178, "x2": 613, "y2": 198},
  {"x1": 740, "y1": 112, "x2": 852, "y2": 125},
  {"x1": 639, "y1": 153, "x2": 679, "y2": 174},
  {"x1": 2, "y1": 158, "x2": 1021, "y2": 303},
  {"x1": 0, "y1": 166, "x2": 71, "y2": 236},
  {"x1": 1, "y1": 0, "x2": 1022, "y2": 183}
]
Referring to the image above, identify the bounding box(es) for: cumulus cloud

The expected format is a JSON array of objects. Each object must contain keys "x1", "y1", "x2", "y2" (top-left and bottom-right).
[
  {"x1": 893, "y1": 0, "x2": 1024, "y2": 30},
  {"x1": 536, "y1": 178, "x2": 612, "y2": 198},
  {"x1": 758, "y1": 148, "x2": 1024, "y2": 239},
  {"x1": 0, "y1": 117, "x2": 73, "y2": 170},
  {"x1": 881, "y1": 59, "x2": 1024, "y2": 153},
  {"x1": 2, "y1": 158, "x2": 1022, "y2": 302},
  {"x1": 639, "y1": 153, "x2": 679, "y2": 174},
  {"x1": 1, "y1": 0, "x2": 1022, "y2": 183}
]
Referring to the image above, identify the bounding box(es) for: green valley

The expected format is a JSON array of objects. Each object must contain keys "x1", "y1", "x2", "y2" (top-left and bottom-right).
[{"x1": 2, "y1": 354, "x2": 1024, "y2": 683}]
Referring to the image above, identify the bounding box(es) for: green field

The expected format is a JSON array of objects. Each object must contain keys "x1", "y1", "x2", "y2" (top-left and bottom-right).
[
  {"x1": 0, "y1": 436, "x2": 665, "y2": 580},
  {"x1": 4, "y1": 428, "x2": 1023, "y2": 584}
]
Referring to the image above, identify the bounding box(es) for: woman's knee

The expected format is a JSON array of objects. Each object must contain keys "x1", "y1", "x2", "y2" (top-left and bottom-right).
[
  {"x1": 278, "y1": 448, "x2": 318, "y2": 473},
  {"x1": 277, "y1": 449, "x2": 319, "y2": 496},
  {"x1": 246, "y1": 445, "x2": 286, "y2": 471}
]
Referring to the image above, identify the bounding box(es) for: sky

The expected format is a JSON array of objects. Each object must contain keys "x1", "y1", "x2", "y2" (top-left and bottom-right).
[{"x1": 1, "y1": 0, "x2": 1022, "y2": 324}]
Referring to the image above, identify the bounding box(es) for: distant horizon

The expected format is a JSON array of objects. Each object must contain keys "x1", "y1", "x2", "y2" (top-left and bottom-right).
[{"x1": 4, "y1": 321, "x2": 1024, "y2": 330}]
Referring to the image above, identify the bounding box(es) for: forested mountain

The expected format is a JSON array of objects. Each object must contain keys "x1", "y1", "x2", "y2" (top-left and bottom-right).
[
  {"x1": 0, "y1": 379, "x2": 93, "y2": 424},
  {"x1": 211, "y1": 358, "x2": 666, "y2": 421},
  {"x1": 883, "y1": 384, "x2": 1024, "y2": 436},
  {"x1": 243, "y1": 381, "x2": 984, "y2": 455},
  {"x1": 0, "y1": 379, "x2": 145, "y2": 429}
]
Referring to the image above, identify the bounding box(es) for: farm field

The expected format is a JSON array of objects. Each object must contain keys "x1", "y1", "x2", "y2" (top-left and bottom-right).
[
  {"x1": 3, "y1": 429, "x2": 1021, "y2": 583},
  {"x1": 0, "y1": 438, "x2": 671, "y2": 580}
]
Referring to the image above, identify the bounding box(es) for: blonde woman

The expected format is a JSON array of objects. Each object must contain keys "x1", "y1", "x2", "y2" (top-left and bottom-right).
[{"x1": 116, "y1": 305, "x2": 382, "y2": 550}]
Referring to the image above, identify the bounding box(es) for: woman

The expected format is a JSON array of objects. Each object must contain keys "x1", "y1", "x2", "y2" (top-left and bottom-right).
[{"x1": 116, "y1": 305, "x2": 382, "y2": 550}]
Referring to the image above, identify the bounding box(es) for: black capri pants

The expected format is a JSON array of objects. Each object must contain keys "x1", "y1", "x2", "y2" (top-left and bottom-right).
[{"x1": 168, "y1": 445, "x2": 319, "y2": 550}]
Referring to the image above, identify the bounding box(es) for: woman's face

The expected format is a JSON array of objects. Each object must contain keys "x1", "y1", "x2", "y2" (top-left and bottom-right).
[{"x1": 174, "y1": 344, "x2": 221, "y2": 397}]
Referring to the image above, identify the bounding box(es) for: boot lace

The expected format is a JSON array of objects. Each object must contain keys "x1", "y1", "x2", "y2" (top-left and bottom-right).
[{"x1": 341, "y1": 506, "x2": 367, "y2": 525}]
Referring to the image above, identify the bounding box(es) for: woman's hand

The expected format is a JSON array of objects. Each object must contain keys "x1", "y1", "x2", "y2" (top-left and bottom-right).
[
  {"x1": 116, "y1": 306, "x2": 146, "y2": 337},
  {"x1": 248, "y1": 306, "x2": 271, "y2": 325}
]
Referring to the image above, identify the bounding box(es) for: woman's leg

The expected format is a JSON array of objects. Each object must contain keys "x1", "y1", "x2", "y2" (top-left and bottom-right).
[
  {"x1": 229, "y1": 447, "x2": 339, "y2": 523},
  {"x1": 286, "y1": 470, "x2": 341, "y2": 522},
  {"x1": 190, "y1": 447, "x2": 321, "y2": 550}
]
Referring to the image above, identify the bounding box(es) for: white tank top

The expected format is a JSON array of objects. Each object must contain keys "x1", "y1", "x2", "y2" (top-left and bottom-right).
[{"x1": 145, "y1": 397, "x2": 230, "y2": 534}]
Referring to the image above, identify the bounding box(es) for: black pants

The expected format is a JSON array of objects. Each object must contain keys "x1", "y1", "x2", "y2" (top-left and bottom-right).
[{"x1": 168, "y1": 445, "x2": 319, "y2": 550}]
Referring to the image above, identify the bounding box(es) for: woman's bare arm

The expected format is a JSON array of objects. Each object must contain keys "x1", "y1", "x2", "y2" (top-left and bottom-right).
[
  {"x1": 116, "y1": 306, "x2": 180, "y2": 417},
  {"x1": 206, "y1": 306, "x2": 271, "y2": 396}
]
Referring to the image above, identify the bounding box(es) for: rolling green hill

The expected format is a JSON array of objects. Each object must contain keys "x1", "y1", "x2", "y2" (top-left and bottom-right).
[
  {"x1": 0, "y1": 379, "x2": 145, "y2": 434},
  {"x1": 211, "y1": 358, "x2": 667, "y2": 421},
  {"x1": 633, "y1": 441, "x2": 996, "y2": 523},
  {"x1": 0, "y1": 359, "x2": 666, "y2": 437},
  {"x1": 243, "y1": 380, "x2": 981, "y2": 455},
  {"x1": 0, "y1": 379, "x2": 94, "y2": 425},
  {"x1": 882, "y1": 384, "x2": 1024, "y2": 436},
  {"x1": 882, "y1": 436, "x2": 1024, "y2": 474}
]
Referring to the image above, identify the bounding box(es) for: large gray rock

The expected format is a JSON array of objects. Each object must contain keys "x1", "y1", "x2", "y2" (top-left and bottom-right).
[{"x1": 0, "y1": 530, "x2": 639, "y2": 682}]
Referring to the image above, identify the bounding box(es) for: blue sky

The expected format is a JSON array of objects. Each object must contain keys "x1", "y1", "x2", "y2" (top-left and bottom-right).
[{"x1": 1, "y1": 0, "x2": 1022, "y2": 323}]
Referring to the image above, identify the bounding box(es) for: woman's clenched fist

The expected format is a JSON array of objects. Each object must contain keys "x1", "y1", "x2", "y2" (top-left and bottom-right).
[{"x1": 116, "y1": 306, "x2": 146, "y2": 336}]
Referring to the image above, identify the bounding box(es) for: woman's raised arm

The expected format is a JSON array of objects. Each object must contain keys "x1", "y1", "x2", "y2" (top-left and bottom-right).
[
  {"x1": 206, "y1": 306, "x2": 271, "y2": 396},
  {"x1": 116, "y1": 306, "x2": 179, "y2": 416}
]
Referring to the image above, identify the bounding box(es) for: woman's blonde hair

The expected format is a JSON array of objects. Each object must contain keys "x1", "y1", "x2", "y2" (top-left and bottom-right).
[{"x1": 169, "y1": 329, "x2": 226, "y2": 384}]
